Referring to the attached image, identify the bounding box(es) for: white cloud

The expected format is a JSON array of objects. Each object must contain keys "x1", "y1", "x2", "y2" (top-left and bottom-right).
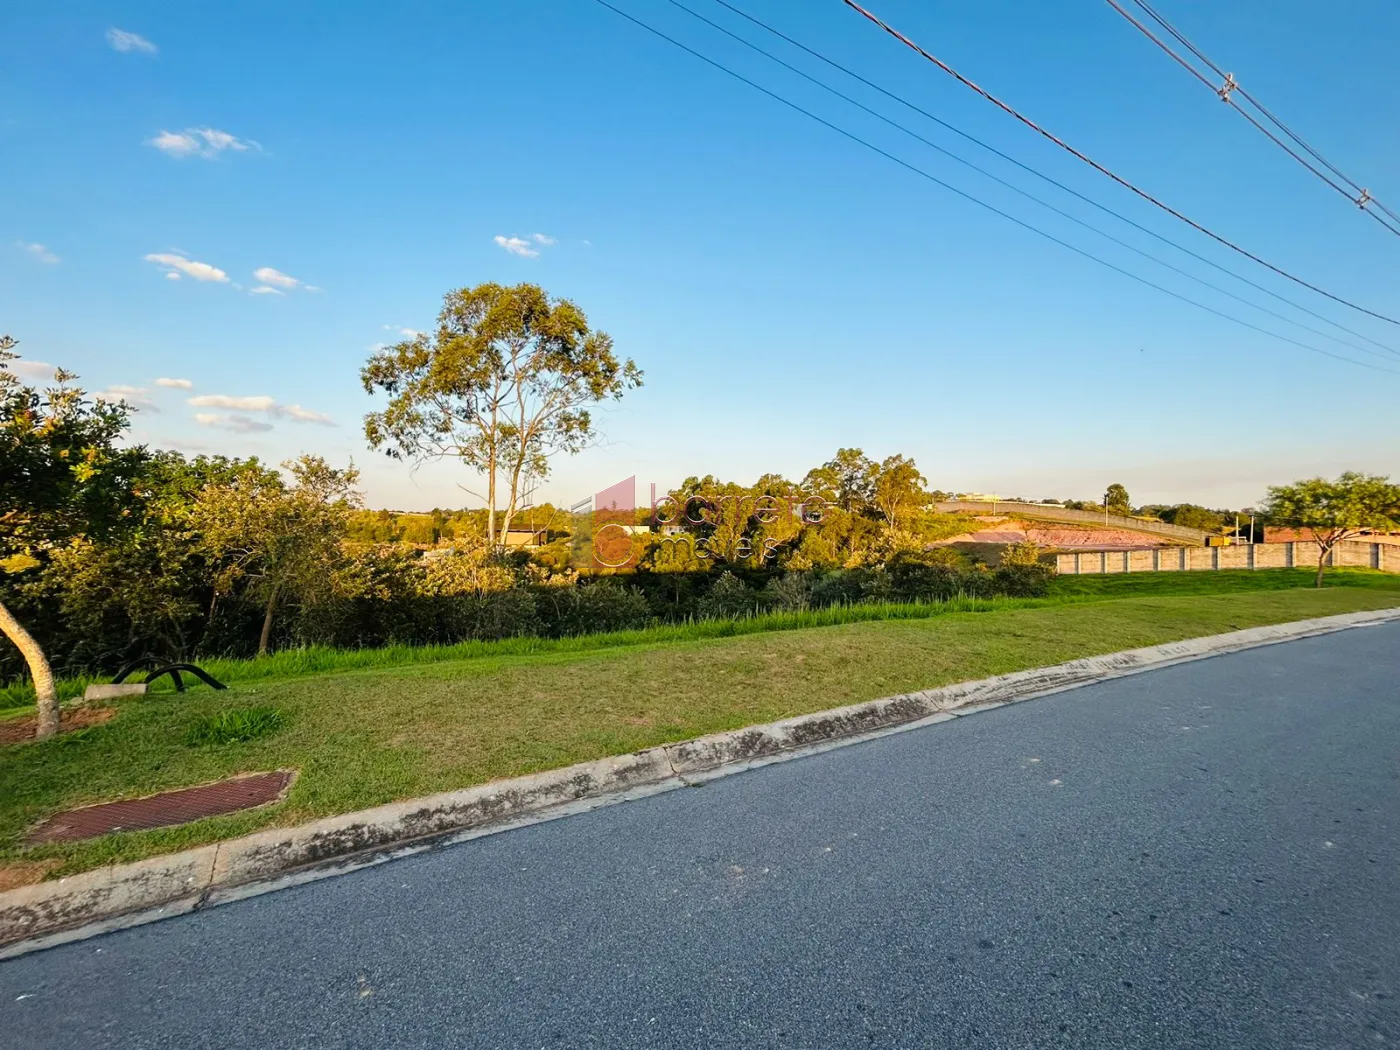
[
  {"x1": 96, "y1": 385, "x2": 159, "y2": 412},
  {"x1": 194, "y1": 412, "x2": 273, "y2": 434},
  {"x1": 147, "y1": 127, "x2": 258, "y2": 160},
  {"x1": 272, "y1": 404, "x2": 334, "y2": 425},
  {"x1": 155, "y1": 377, "x2": 193, "y2": 389},
  {"x1": 196, "y1": 129, "x2": 251, "y2": 153},
  {"x1": 16, "y1": 241, "x2": 59, "y2": 264},
  {"x1": 144, "y1": 252, "x2": 229, "y2": 283},
  {"x1": 7, "y1": 359, "x2": 56, "y2": 381},
  {"x1": 189, "y1": 394, "x2": 276, "y2": 412},
  {"x1": 107, "y1": 29, "x2": 157, "y2": 54},
  {"x1": 165, "y1": 271, "x2": 182, "y2": 281},
  {"x1": 147, "y1": 131, "x2": 200, "y2": 157},
  {"x1": 531, "y1": 233, "x2": 556, "y2": 246},
  {"x1": 189, "y1": 393, "x2": 334, "y2": 427},
  {"x1": 304, "y1": 285, "x2": 324, "y2": 293},
  {"x1": 252, "y1": 266, "x2": 299, "y2": 289},
  {"x1": 249, "y1": 285, "x2": 285, "y2": 296},
  {"x1": 494, "y1": 235, "x2": 539, "y2": 258},
  {"x1": 382, "y1": 325, "x2": 424, "y2": 338}
]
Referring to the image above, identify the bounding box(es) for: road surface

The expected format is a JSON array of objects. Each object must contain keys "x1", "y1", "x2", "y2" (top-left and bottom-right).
[{"x1": 3, "y1": 623, "x2": 1399, "y2": 1048}]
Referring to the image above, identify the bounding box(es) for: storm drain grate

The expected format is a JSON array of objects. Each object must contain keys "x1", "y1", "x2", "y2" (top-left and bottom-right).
[{"x1": 26, "y1": 770, "x2": 296, "y2": 845}]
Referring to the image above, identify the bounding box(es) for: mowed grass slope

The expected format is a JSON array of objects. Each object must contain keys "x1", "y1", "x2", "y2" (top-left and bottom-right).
[
  {"x1": 3, "y1": 575, "x2": 1398, "y2": 881},
  {"x1": 3, "y1": 567, "x2": 1394, "y2": 711}
]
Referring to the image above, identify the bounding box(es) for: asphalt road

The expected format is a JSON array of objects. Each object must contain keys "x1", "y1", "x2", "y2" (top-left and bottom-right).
[{"x1": 4, "y1": 623, "x2": 1399, "y2": 1049}]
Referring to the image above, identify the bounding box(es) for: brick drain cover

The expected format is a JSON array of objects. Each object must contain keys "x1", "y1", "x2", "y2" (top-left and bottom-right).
[{"x1": 26, "y1": 770, "x2": 296, "y2": 845}]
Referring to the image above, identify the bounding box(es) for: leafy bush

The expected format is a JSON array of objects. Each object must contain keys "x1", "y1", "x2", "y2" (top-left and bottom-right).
[
  {"x1": 808, "y1": 569, "x2": 866, "y2": 608},
  {"x1": 886, "y1": 552, "x2": 964, "y2": 602},
  {"x1": 761, "y1": 572, "x2": 812, "y2": 612},
  {"x1": 697, "y1": 572, "x2": 761, "y2": 620},
  {"x1": 184, "y1": 706, "x2": 288, "y2": 747},
  {"x1": 536, "y1": 581, "x2": 651, "y2": 637},
  {"x1": 449, "y1": 589, "x2": 543, "y2": 642},
  {"x1": 1000, "y1": 541, "x2": 1043, "y2": 568},
  {"x1": 992, "y1": 563, "x2": 1054, "y2": 597}
]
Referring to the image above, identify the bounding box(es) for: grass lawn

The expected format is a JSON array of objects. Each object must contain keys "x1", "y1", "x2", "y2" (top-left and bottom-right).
[
  {"x1": 2, "y1": 570, "x2": 1398, "y2": 884},
  {"x1": 4, "y1": 567, "x2": 1393, "y2": 711}
]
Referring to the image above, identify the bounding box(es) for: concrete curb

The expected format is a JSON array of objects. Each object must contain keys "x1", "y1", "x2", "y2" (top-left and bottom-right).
[{"x1": 3, "y1": 606, "x2": 1397, "y2": 957}]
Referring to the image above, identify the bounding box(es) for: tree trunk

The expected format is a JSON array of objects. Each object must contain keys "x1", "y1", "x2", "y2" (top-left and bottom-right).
[
  {"x1": 0, "y1": 597, "x2": 59, "y2": 739},
  {"x1": 487, "y1": 452, "x2": 497, "y2": 552},
  {"x1": 500, "y1": 472, "x2": 520, "y2": 553},
  {"x1": 258, "y1": 585, "x2": 279, "y2": 656},
  {"x1": 486, "y1": 399, "x2": 499, "y2": 551},
  {"x1": 1311, "y1": 528, "x2": 1344, "y2": 589}
]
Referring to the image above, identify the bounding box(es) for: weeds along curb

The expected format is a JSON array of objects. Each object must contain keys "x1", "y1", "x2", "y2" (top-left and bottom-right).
[{"x1": 3, "y1": 606, "x2": 1397, "y2": 958}]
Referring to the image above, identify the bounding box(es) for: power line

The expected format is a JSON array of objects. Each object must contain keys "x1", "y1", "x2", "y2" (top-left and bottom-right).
[
  {"x1": 587, "y1": 0, "x2": 1400, "y2": 375},
  {"x1": 1123, "y1": 0, "x2": 1400, "y2": 229},
  {"x1": 839, "y1": 0, "x2": 1400, "y2": 327},
  {"x1": 1105, "y1": 0, "x2": 1400, "y2": 237},
  {"x1": 663, "y1": 0, "x2": 1397, "y2": 361},
  {"x1": 691, "y1": 0, "x2": 1400, "y2": 360}
]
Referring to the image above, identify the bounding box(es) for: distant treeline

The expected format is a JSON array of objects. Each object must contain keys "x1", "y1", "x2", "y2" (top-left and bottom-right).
[{"x1": 4, "y1": 418, "x2": 1246, "y2": 684}]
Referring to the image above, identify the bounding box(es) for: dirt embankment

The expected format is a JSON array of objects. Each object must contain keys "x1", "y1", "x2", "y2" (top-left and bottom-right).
[{"x1": 934, "y1": 520, "x2": 1176, "y2": 551}]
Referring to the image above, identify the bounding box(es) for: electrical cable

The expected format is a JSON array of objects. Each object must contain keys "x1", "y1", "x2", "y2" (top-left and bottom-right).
[
  {"x1": 669, "y1": 0, "x2": 1398, "y2": 362},
  {"x1": 1128, "y1": 0, "x2": 1395, "y2": 213},
  {"x1": 1106, "y1": 0, "x2": 1400, "y2": 237},
  {"x1": 839, "y1": 0, "x2": 1400, "y2": 326},
  {"x1": 703, "y1": 0, "x2": 1400, "y2": 357},
  {"x1": 588, "y1": 0, "x2": 1400, "y2": 375}
]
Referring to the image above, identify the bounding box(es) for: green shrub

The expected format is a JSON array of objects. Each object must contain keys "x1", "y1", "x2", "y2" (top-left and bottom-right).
[
  {"x1": 808, "y1": 569, "x2": 865, "y2": 608},
  {"x1": 537, "y1": 581, "x2": 651, "y2": 636},
  {"x1": 992, "y1": 563, "x2": 1054, "y2": 597},
  {"x1": 886, "y1": 552, "x2": 964, "y2": 602},
  {"x1": 697, "y1": 572, "x2": 761, "y2": 620},
  {"x1": 185, "y1": 706, "x2": 288, "y2": 747},
  {"x1": 1000, "y1": 541, "x2": 1043, "y2": 568},
  {"x1": 762, "y1": 572, "x2": 812, "y2": 612},
  {"x1": 457, "y1": 589, "x2": 542, "y2": 641}
]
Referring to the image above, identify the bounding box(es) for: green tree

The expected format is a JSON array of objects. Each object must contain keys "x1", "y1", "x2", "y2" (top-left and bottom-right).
[
  {"x1": 1001, "y1": 540, "x2": 1042, "y2": 567},
  {"x1": 802, "y1": 448, "x2": 877, "y2": 513},
  {"x1": 399, "y1": 515, "x2": 437, "y2": 546},
  {"x1": 36, "y1": 454, "x2": 264, "y2": 671},
  {"x1": 1164, "y1": 504, "x2": 1224, "y2": 532},
  {"x1": 0, "y1": 337, "x2": 146, "y2": 737},
  {"x1": 362, "y1": 283, "x2": 641, "y2": 551},
  {"x1": 800, "y1": 449, "x2": 887, "y2": 565},
  {"x1": 193, "y1": 455, "x2": 362, "y2": 655},
  {"x1": 1263, "y1": 472, "x2": 1400, "y2": 587},
  {"x1": 1103, "y1": 483, "x2": 1131, "y2": 516},
  {"x1": 636, "y1": 532, "x2": 705, "y2": 604},
  {"x1": 696, "y1": 571, "x2": 758, "y2": 620},
  {"x1": 871, "y1": 454, "x2": 930, "y2": 539}
]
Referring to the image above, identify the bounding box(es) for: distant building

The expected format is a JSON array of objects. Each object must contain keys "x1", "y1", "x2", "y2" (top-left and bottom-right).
[
  {"x1": 958, "y1": 493, "x2": 1004, "y2": 503},
  {"x1": 503, "y1": 529, "x2": 548, "y2": 548}
]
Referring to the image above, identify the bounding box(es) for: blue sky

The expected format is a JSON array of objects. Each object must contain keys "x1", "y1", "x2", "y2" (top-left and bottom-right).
[{"x1": 4, "y1": 0, "x2": 1398, "y2": 511}]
